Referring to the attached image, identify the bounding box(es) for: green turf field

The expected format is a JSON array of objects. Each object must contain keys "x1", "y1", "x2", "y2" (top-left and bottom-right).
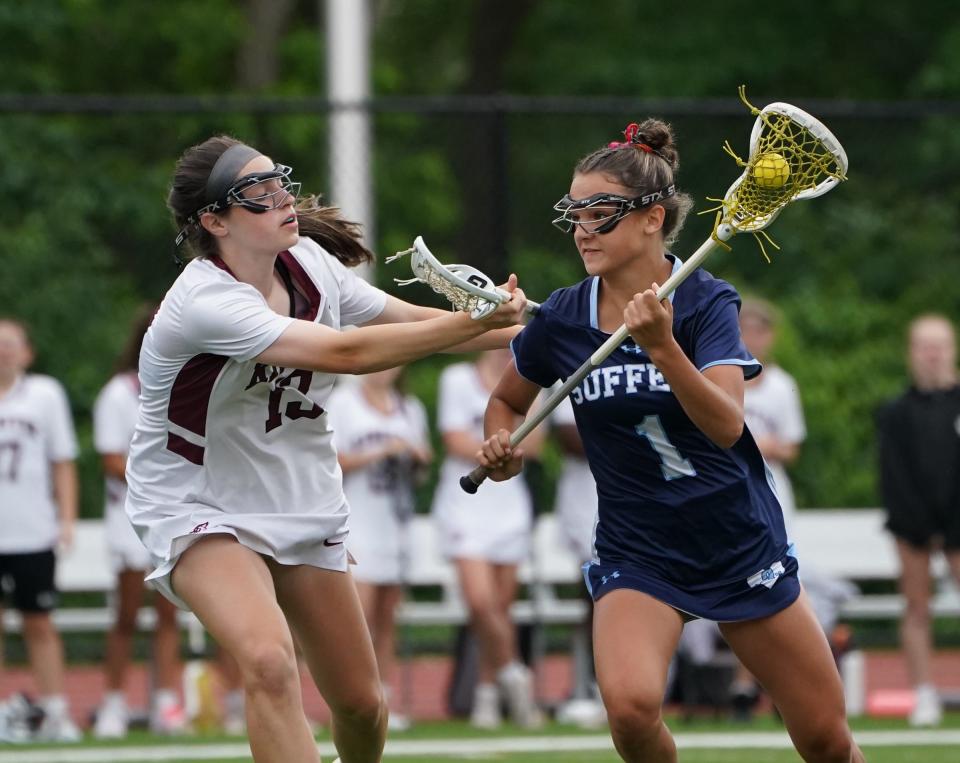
[{"x1": 3, "y1": 715, "x2": 959, "y2": 762}]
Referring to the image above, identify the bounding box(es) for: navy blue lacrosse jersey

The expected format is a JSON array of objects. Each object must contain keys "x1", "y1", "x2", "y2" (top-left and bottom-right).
[{"x1": 511, "y1": 256, "x2": 799, "y2": 621}]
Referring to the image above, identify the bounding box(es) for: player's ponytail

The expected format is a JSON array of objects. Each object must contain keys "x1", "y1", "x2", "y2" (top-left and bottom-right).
[
  {"x1": 293, "y1": 196, "x2": 374, "y2": 268},
  {"x1": 576, "y1": 119, "x2": 694, "y2": 245}
]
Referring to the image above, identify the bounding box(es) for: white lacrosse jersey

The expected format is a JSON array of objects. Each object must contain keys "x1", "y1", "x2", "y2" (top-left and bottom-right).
[
  {"x1": 94, "y1": 371, "x2": 152, "y2": 569},
  {"x1": 328, "y1": 382, "x2": 429, "y2": 584},
  {"x1": 0, "y1": 374, "x2": 78, "y2": 553},
  {"x1": 551, "y1": 395, "x2": 599, "y2": 564},
  {"x1": 744, "y1": 364, "x2": 806, "y2": 531},
  {"x1": 125, "y1": 237, "x2": 387, "y2": 605},
  {"x1": 431, "y1": 362, "x2": 532, "y2": 563}
]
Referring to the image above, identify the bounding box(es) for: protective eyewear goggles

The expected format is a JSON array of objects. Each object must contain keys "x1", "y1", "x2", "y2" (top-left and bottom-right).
[
  {"x1": 175, "y1": 164, "x2": 301, "y2": 247},
  {"x1": 551, "y1": 185, "x2": 675, "y2": 235}
]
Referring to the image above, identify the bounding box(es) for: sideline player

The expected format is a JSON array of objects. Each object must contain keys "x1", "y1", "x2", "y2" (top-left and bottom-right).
[
  {"x1": 878, "y1": 314, "x2": 960, "y2": 727},
  {"x1": 478, "y1": 121, "x2": 863, "y2": 762},
  {"x1": 92, "y1": 304, "x2": 189, "y2": 738},
  {"x1": 550, "y1": 395, "x2": 605, "y2": 727},
  {"x1": 432, "y1": 349, "x2": 542, "y2": 729},
  {"x1": 328, "y1": 368, "x2": 431, "y2": 731},
  {"x1": 125, "y1": 135, "x2": 527, "y2": 763},
  {"x1": 0, "y1": 318, "x2": 81, "y2": 742}
]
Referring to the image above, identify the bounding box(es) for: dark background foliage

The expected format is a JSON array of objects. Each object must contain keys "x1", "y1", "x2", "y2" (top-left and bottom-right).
[{"x1": 2, "y1": 0, "x2": 958, "y2": 516}]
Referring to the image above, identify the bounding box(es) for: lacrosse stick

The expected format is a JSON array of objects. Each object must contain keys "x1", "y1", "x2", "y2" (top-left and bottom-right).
[
  {"x1": 460, "y1": 86, "x2": 848, "y2": 493},
  {"x1": 386, "y1": 236, "x2": 540, "y2": 320}
]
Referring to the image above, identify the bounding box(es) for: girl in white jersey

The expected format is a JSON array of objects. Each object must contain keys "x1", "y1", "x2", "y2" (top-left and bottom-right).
[
  {"x1": 739, "y1": 299, "x2": 806, "y2": 528},
  {"x1": 93, "y1": 305, "x2": 188, "y2": 738},
  {"x1": 549, "y1": 394, "x2": 606, "y2": 727},
  {"x1": 432, "y1": 348, "x2": 542, "y2": 729},
  {"x1": 328, "y1": 368, "x2": 431, "y2": 732},
  {"x1": 0, "y1": 319, "x2": 80, "y2": 742},
  {"x1": 551, "y1": 394, "x2": 599, "y2": 565},
  {"x1": 125, "y1": 135, "x2": 527, "y2": 763}
]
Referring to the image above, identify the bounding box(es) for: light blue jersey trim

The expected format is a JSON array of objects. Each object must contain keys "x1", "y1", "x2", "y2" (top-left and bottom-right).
[
  {"x1": 581, "y1": 560, "x2": 598, "y2": 596},
  {"x1": 589, "y1": 277, "x2": 600, "y2": 329},
  {"x1": 700, "y1": 358, "x2": 762, "y2": 379},
  {"x1": 665, "y1": 253, "x2": 682, "y2": 305},
  {"x1": 590, "y1": 255, "x2": 681, "y2": 331}
]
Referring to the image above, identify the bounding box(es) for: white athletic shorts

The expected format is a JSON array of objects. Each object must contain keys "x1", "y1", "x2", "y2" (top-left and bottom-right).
[
  {"x1": 432, "y1": 462, "x2": 532, "y2": 565},
  {"x1": 130, "y1": 500, "x2": 353, "y2": 610},
  {"x1": 105, "y1": 507, "x2": 153, "y2": 573},
  {"x1": 554, "y1": 459, "x2": 599, "y2": 565},
  {"x1": 347, "y1": 502, "x2": 406, "y2": 585}
]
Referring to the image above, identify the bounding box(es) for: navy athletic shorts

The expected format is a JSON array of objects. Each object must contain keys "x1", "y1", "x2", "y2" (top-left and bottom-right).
[{"x1": 0, "y1": 549, "x2": 59, "y2": 613}]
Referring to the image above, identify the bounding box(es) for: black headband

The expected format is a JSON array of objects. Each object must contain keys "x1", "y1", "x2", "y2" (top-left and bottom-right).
[{"x1": 205, "y1": 144, "x2": 262, "y2": 205}]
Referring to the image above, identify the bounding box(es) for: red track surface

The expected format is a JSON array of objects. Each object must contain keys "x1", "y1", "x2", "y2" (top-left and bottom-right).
[{"x1": 2, "y1": 651, "x2": 959, "y2": 727}]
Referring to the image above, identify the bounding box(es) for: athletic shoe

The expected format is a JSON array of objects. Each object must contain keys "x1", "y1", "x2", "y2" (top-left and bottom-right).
[
  {"x1": 909, "y1": 684, "x2": 942, "y2": 727},
  {"x1": 469, "y1": 683, "x2": 501, "y2": 730},
  {"x1": 93, "y1": 695, "x2": 129, "y2": 739},
  {"x1": 0, "y1": 694, "x2": 40, "y2": 743},
  {"x1": 730, "y1": 686, "x2": 760, "y2": 722},
  {"x1": 386, "y1": 711, "x2": 411, "y2": 732},
  {"x1": 222, "y1": 710, "x2": 247, "y2": 736},
  {"x1": 34, "y1": 713, "x2": 82, "y2": 743},
  {"x1": 497, "y1": 663, "x2": 542, "y2": 728},
  {"x1": 556, "y1": 697, "x2": 607, "y2": 729},
  {"x1": 150, "y1": 697, "x2": 189, "y2": 735}
]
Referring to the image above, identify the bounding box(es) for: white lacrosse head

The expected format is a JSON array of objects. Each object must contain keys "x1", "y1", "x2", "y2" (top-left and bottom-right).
[
  {"x1": 386, "y1": 236, "x2": 510, "y2": 320},
  {"x1": 717, "y1": 97, "x2": 849, "y2": 236}
]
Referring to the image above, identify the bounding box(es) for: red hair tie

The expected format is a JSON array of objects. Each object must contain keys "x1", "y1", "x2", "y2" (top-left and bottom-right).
[
  {"x1": 608, "y1": 122, "x2": 655, "y2": 153},
  {"x1": 607, "y1": 122, "x2": 666, "y2": 160}
]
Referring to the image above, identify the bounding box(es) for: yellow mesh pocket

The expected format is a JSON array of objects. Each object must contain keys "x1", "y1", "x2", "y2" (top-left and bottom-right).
[{"x1": 702, "y1": 86, "x2": 848, "y2": 259}]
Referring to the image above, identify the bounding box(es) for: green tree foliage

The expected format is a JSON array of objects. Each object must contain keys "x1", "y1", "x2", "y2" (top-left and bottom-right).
[{"x1": 2, "y1": 0, "x2": 958, "y2": 514}]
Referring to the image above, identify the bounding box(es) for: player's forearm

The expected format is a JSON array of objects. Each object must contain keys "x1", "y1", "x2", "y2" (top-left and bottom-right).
[
  {"x1": 757, "y1": 437, "x2": 800, "y2": 464},
  {"x1": 340, "y1": 313, "x2": 493, "y2": 372},
  {"x1": 367, "y1": 296, "x2": 526, "y2": 354},
  {"x1": 337, "y1": 447, "x2": 390, "y2": 474},
  {"x1": 648, "y1": 342, "x2": 744, "y2": 448},
  {"x1": 268, "y1": 312, "x2": 492, "y2": 374},
  {"x1": 483, "y1": 395, "x2": 523, "y2": 440},
  {"x1": 101, "y1": 453, "x2": 127, "y2": 482},
  {"x1": 443, "y1": 431, "x2": 484, "y2": 461},
  {"x1": 445, "y1": 326, "x2": 522, "y2": 353},
  {"x1": 52, "y1": 460, "x2": 79, "y2": 524}
]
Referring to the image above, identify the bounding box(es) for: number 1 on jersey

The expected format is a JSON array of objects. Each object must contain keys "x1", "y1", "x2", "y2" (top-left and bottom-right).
[{"x1": 635, "y1": 416, "x2": 696, "y2": 481}]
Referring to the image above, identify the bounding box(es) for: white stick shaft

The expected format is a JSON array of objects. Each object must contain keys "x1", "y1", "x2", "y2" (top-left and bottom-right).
[{"x1": 460, "y1": 230, "x2": 730, "y2": 493}]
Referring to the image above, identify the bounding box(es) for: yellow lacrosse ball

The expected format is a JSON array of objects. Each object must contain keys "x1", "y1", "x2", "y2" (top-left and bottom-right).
[{"x1": 753, "y1": 153, "x2": 790, "y2": 188}]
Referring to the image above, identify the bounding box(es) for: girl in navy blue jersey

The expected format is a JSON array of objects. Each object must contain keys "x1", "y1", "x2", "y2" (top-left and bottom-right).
[{"x1": 478, "y1": 121, "x2": 863, "y2": 763}]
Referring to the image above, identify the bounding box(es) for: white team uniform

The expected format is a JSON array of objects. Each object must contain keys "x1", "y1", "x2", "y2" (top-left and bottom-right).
[
  {"x1": 94, "y1": 372, "x2": 152, "y2": 572},
  {"x1": 551, "y1": 395, "x2": 598, "y2": 564},
  {"x1": 328, "y1": 383, "x2": 429, "y2": 585},
  {"x1": 743, "y1": 364, "x2": 806, "y2": 533},
  {"x1": 125, "y1": 238, "x2": 387, "y2": 609},
  {"x1": 0, "y1": 374, "x2": 78, "y2": 554},
  {"x1": 431, "y1": 362, "x2": 532, "y2": 564}
]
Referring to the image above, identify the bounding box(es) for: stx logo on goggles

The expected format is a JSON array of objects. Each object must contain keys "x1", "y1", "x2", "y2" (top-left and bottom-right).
[{"x1": 552, "y1": 185, "x2": 676, "y2": 235}]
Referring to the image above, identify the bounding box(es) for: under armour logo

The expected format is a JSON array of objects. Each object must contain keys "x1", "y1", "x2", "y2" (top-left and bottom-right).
[
  {"x1": 600, "y1": 570, "x2": 621, "y2": 586},
  {"x1": 746, "y1": 561, "x2": 785, "y2": 590},
  {"x1": 620, "y1": 343, "x2": 644, "y2": 356}
]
